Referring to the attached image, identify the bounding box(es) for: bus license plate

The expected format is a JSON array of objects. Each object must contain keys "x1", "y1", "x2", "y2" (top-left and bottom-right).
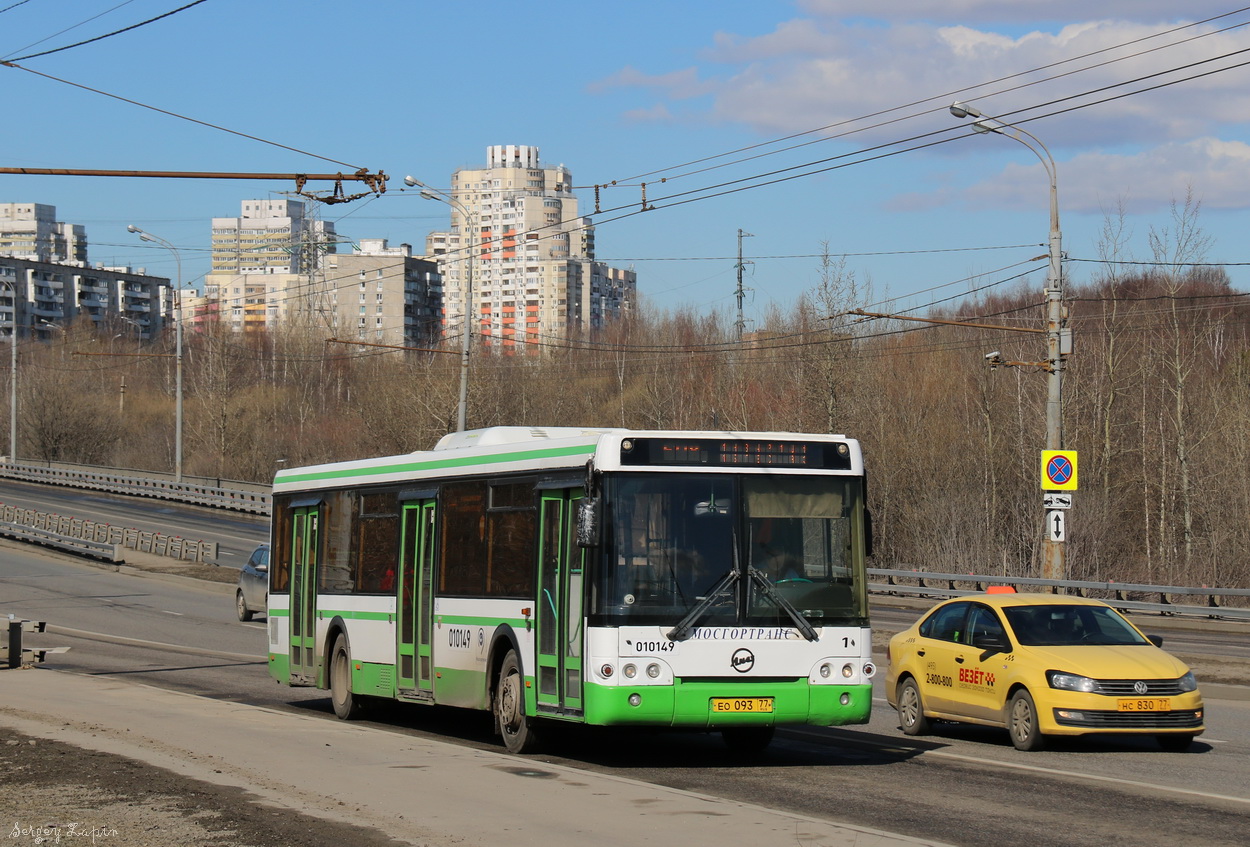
[
  {"x1": 1117, "y1": 698, "x2": 1170, "y2": 712},
  {"x1": 710, "y1": 697, "x2": 774, "y2": 713}
]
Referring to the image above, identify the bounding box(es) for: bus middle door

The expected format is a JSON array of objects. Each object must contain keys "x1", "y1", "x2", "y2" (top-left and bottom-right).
[
  {"x1": 535, "y1": 490, "x2": 585, "y2": 716},
  {"x1": 397, "y1": 500, "x2": 437, "y2": 698}
]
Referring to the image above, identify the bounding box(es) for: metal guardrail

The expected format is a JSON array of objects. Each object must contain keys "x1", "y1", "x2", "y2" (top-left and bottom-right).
[
  {"x1": 0, "y1": 503, "x2": 218, "y2": 563},
  {"x1": 2, "y1": 461, "x2": 1247, "y2": 620},
  {"x1": 0, "y1": 461, "x2": 271, "y2": 515},
  {"x1": 0, "y1": 520, "x2": 122, "y2": 563},
  {"x1": 870, "y1": 568, "x2": 1250, "y2": 621}
]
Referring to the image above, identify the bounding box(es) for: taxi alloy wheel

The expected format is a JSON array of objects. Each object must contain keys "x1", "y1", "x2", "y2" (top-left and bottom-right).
[
  {"x1": 898, "y1": 677, "x2": 931, "y2": 736},
  {"x1": 1008, "y1": 689, "x2": 1045, "y2": 751}
]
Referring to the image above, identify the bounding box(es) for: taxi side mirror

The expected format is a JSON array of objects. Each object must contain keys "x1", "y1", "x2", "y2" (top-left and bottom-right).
[
  {"x1": 974, "y1": 633, "x2": 1010, "y2": 659},
  {"x1": 1147, "y1": 634, "x2": 1163, "y2": 648}
]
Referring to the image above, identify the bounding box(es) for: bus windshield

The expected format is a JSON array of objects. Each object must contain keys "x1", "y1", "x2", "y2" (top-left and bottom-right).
[{"x1": 594, "y1": 473, "x2": 866, "y2": 627}]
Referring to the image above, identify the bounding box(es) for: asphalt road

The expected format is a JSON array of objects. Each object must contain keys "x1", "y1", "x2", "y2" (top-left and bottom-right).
[{"x1": 3, "y1": 540, "x2": 1248, "y2": 847}]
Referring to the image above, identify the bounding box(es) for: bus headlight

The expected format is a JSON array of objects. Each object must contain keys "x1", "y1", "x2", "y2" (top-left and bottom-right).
[
  {"x1": 863, "y1": 662, "x2": 875, "y2": 678},
  {"x1": 623, "y1": 663, "x2": 637, "y2": 679},
  {"x1": 600, "y1": 663, "x2": 614, "y2": 678},
  {"x1": 819, "y1": 663, "x2": 832, "y2": 678},
  {"x1": 628, "y1": 693, "x2": 642, "y2": 707},
  {"x1": 842, "y1": 663, "x2": 855, "y2": 678},
  {"x1": 646, "y1": 663, "x2": 661, "y2": 679}
]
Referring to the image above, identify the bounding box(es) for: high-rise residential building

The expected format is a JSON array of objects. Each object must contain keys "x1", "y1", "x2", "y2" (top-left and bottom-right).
[
  {"x1": 0, "y1": 203, "x2": 87, "y2": 264},
  {"x1": 423, "y1": 145, "x2": 635, "y2": 352},
  {"x1": 210, "y1": 198, "x2": 337, "y2": 275}
]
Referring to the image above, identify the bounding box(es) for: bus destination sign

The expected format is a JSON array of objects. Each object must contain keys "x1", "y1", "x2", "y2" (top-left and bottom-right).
[{"x1": 619, "y1": 438, "x2": 851, "y2": 470}]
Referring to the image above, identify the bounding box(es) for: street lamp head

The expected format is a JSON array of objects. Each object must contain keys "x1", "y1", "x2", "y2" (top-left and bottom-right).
[
  {"x1": 950, "y1": 101, "x2": 982, "y2": 120},
  {"x1": 403, "y1": 175, "x2": 420, "y2": 188},
  {"x1": 126, "y1": 224, "x2": 141, "y2": 233}
]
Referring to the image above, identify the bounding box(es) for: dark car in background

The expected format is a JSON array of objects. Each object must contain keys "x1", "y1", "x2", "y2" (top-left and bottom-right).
[{"x1": 235, "y1": 543, "x2": 269, "y2": 621}]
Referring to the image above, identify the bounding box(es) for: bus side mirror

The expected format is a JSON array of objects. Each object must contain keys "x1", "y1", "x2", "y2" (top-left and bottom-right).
[
  {"x1": 864, "y1": 508, "x2": 874, "y2": 558},
  {"x1": 576, "y1": 497, "x2": 600, "y2": 547}
]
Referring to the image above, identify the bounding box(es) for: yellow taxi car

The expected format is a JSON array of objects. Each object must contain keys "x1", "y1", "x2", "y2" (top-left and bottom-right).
[{"x1": 885, "y1": 590, "x2": 1204, "y2": 751}]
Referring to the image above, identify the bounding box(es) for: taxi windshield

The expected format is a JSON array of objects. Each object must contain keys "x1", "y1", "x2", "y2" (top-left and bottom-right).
[{"x1": 1003, "y1": 604, "x2": 1151, "y2": 647}]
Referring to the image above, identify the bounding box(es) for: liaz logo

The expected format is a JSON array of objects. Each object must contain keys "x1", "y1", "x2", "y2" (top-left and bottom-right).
[
  {"x1": 730, "y1": 648, "x2": 755, "y2": 673},
  {"x1": 958, "y1": 667, "x2": 995, "y2": 687}
]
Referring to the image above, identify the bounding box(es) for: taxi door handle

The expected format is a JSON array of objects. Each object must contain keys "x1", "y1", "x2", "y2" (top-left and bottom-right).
[
  {"x1": 916, "y1": 649, "x2": 925, "y2": 657},
  {"x1": 955, "y1": 657, "x2": 965, "y2": 664}
]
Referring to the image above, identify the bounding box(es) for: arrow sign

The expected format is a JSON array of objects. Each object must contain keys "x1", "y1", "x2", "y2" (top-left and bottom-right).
[{"x1": 1047, "y1": 510, "x2": 1066, "y2": 541}]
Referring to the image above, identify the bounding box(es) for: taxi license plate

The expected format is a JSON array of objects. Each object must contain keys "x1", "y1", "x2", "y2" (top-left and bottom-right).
[
  {"x1": 1117, "y1": 698, "x2": 1170, "y2": 712},
  {"x1": 710, "y1": 697, "x2": 774, "y2": 713}
]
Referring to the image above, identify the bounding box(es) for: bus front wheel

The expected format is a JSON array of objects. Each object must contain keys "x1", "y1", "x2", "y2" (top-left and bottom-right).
[
  {"x1": 496, "y1": 650, "x2": 540, "y2": 754},
  {"x1": 330, "y1": 634, "x2": 363, "y2": 720}
]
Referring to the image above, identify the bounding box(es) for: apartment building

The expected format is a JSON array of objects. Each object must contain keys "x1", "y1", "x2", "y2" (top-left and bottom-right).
[
  {"x1": 323, "y1": 239, "x2": 442, "y2": 348},
  {"x1": 0, "y1": 203, "x2": 88, "y2": 264},
  {"x1": 210, "y1": 198, "x2": 337, "y2": 275},
  {"x1": 204, "y1": 235, "x2": 443, "y2": 347},
  {"x1": 0, "y1": 256, "x2": 168, "y2": 342},
  {"x1": 423, "y1": 145, "x2": 635, "y2": 352}
]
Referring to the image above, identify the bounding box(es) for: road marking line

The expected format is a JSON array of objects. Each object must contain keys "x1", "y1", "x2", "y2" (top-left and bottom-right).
[{"x1": 920, "y1": 747, "x2": 1250, "y2": 805}]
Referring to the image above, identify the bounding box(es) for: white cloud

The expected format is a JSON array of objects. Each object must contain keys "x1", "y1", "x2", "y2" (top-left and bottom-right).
[
  {"x1": 599, "y1": 15, "x2": 1250, "y2": 150},
  {"x1": 960, "y1": 138, "x2": 1250, "y2": 214}
]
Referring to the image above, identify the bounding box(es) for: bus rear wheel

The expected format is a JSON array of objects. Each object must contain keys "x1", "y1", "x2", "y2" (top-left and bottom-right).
[
  {"x1": 496, "y1": 650, "x2": 540, "y2": 753},
  {"x1": 330, "y1": 634, "x2": 363, "y2": 720}
]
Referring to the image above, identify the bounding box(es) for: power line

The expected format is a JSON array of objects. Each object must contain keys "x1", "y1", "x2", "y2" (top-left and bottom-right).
[{"x1": 5, "y1": 0, "x2": 210, "y2": 62}]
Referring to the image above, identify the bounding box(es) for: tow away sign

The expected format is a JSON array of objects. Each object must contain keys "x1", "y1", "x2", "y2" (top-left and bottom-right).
[{"x1": 1043, "y1": 493, "x2": 1073, "y2": 509}]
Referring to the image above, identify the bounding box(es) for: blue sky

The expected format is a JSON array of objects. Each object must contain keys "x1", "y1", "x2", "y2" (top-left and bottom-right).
[{"x1": 4, "y1": 1, "x2": 1250, "y2": 325}]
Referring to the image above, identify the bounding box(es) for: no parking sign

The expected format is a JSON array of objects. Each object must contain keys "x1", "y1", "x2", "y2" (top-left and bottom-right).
[{"x1": 1041, "y1": 450, "x2": 1078, "y2": 490}]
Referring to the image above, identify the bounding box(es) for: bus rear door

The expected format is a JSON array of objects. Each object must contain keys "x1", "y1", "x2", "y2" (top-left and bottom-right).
[{"x1": 288, "y1": 504, "x2": 320, "y2": 685}]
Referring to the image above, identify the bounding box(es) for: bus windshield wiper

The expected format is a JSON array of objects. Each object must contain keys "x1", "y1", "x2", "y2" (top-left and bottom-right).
[
  {"x1": 747, "y1": 567, "x2": 818, "y2": 641},
  {"x1": 667, "y1": 569, "x2": 738, "y2": 641}
]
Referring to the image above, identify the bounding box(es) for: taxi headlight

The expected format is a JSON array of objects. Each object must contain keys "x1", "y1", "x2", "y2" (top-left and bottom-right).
[
  {"x1": 1047, "y1": 670, "x2": 1097, "y2": 692},
  {"x1": 1178, "y1": 671, "x2": 1197, "y2": 692}
]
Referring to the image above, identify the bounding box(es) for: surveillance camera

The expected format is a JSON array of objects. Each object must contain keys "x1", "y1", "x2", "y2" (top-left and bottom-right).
[{"x1": 985, "y1": 351, "x2": 1001, "y2": 360}]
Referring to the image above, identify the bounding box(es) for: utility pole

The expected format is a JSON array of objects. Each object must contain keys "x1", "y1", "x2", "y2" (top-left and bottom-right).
[{"x1": 735, "y1": 229, "x2": 754, "y2": 342}]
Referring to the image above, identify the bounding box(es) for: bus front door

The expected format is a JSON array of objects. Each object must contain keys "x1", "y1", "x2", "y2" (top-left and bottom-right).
[
  {"x1": 397, "y1": 501, "x2": 437, "y2": 698},
  {"x1": 288, "y1": 506, "x2": 320, "y2": 685},
  {"x1": 535, "y1": 490, "x2": 585, "y2": 715}
]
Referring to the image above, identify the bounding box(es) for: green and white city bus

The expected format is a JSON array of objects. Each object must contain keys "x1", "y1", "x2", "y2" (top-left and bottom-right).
[{"x1": 266, "y1": 426, "x2": 875, "y2": 753}]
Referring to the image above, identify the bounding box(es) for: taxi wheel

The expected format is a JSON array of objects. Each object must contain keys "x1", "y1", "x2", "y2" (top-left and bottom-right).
[
  {"x1": 1008, "y1": 689, "x2": 1045, "y2": 751},
  {"x1": 897, "y1": 678, "x2": 931, "y2": 736}
]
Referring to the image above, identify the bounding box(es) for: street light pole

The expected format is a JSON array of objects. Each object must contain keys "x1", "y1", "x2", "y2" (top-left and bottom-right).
[
  {"x1": 128, "y1": 225, "x2": 184, "y2": 482},
  {"x1": 950, "y1": 101, "x2": 1069, "y2": 582},
  {"x1": 3, "y1": 281, "x2": 16, "y2": 461},
  {"x1": 405, "y1": 175, "x2": 475, "y2": 432}
]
